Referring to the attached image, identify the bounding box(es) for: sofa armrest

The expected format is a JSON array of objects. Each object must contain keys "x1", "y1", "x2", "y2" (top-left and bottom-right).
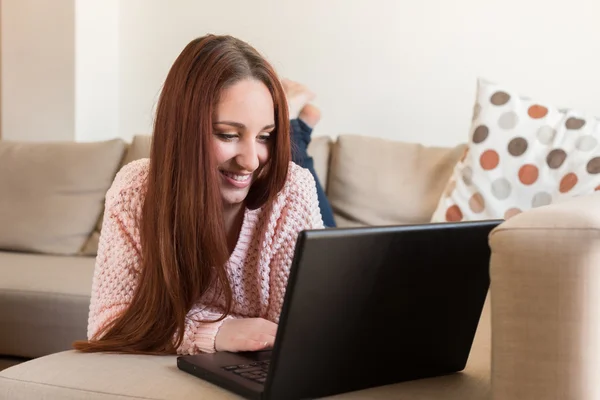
[{"x1": 489, "y1": 193, "x2": 600, "y2": 400}]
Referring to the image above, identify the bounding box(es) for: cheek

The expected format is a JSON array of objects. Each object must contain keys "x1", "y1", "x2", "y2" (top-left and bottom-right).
[
  {"x1": 258, "y1": 144, "x2": 270, "y2": 165},
  {"x1": 213, "y1": 141, "x2": 232, "y2": 165}
]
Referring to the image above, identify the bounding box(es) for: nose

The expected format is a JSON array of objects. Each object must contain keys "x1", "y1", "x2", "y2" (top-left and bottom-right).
[{"x1": 235, "y1": 139, "x2": 260, "y2": 172}]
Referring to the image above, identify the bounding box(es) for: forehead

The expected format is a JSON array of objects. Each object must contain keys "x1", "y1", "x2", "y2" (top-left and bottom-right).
[{"x1": 217, "y1": 79, "x2": 275, "y2": 123}]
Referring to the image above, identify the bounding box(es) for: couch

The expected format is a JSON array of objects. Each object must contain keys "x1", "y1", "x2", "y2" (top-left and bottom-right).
[{"x1": 0, "y1": 133, "x2": 596, "y2": 399}]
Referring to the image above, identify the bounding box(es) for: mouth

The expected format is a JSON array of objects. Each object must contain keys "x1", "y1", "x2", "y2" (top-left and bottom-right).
[{"x1": 220, "y1": 170, "x2": 253, "y2": 189}]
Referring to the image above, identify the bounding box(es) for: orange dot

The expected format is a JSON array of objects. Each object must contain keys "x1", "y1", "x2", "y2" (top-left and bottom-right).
[
  {"x1": 559, "y1": 173, "x2": 578, "y2": 193},
  {"x1": 528, "y1": 105, "x2": 548, "y2": 119},
  {"x1": 480, "y1": 150, "x2": 500, "y2": 170},
  {"x1": 595, "y1": 185, "x2": 600, "y2": 191},
  {"x1": 445, "y1": 205, "x2": 463, "y2": 222},
  {"x1": 504, "y1": 208, "x2": 522, "y2": 219},
  {"x1": 518, "y1": 164, "x2": 539, "y2": 185}
]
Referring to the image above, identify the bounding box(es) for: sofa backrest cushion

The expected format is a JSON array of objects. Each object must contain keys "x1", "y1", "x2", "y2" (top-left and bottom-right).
[
  {"x1": 306, "y1": 135, "x2": 332, "y2": 189},
  {"x1": 0, "y1": 139, "x2": 126, "y2": 255},
  {"x1": 80, "y1": 135, "x2": 151, "y2": 255},
  {"x1": 327, "y1": 134, "x2": 466, "y2": 227}
]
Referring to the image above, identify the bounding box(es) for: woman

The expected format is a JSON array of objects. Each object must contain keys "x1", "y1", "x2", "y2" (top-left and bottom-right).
[
  {"x1": 283, "y1": 79, "x2": 336, "y2": 228},
  {"x1": 73, "y1": 34, "x2": 326, "y2": 355}
]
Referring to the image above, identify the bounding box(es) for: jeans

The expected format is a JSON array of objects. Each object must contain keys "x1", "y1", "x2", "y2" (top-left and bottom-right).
[{"x1": 290, "y1": 118, "x2": 336, "y2": 228}]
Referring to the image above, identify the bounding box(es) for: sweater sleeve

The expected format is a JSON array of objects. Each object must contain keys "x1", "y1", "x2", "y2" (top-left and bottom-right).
[
  {"x1": 266, "y1": 164, "x2": 325, "y2": 320},
  {"x1": 87, "y1": 161, "x2": 229, "y2": 354}
]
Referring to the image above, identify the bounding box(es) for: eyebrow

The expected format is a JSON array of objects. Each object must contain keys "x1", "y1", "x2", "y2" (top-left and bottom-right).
[{"x1": 214, "y1": 121, "x2": 275, "y2": 130}]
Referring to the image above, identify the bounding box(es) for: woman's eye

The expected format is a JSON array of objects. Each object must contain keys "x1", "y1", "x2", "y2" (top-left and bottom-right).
[
  {"x1": 258, "y1": 134, "x2": 271, "y2": 143},
  {"x1": 216, "y1": 133, "x2": 237, "y2": 141}
]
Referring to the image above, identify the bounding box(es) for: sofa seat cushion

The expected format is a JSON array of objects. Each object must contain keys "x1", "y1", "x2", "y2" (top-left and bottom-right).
[
  {"x1": 0, "y1": 251, "x2": 95, "y2": 358},
  {"x1": 0, "y1": 297, "x2": 491, "y2": 400}
]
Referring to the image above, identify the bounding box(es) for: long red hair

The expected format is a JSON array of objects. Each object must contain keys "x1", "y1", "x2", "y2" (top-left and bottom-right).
[{"x1": 73, "y1": 35, "x2": 290, "y2": 354}]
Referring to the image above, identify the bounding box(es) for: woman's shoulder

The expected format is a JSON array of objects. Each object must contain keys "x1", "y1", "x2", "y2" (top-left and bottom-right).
[
  {"x1": 283, "y1": 162, "x2": 317, "y2": 196},
  {"x1": 273, "y1": 162, "x2": 318, "y2": 211},
  {"x1": 105, "y1": 158, "x2": 150, "y2": 212},
  {"x1": 258, "y1": 162, "x2": 323, "y2": 242}
]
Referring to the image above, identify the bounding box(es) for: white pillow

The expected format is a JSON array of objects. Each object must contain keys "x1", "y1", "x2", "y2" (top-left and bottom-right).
[{"x1": 431, "y1": 78, "x2": 600, "y2": 222}]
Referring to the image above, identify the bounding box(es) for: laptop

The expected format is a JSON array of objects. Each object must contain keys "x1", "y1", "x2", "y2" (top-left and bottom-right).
[{"x1": 177, "y1": 219, "x2": 501, "y2": 399}]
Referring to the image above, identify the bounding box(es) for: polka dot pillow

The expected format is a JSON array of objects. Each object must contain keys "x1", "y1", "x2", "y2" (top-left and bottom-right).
[{"x1": 431, "y1": 78, "x2": 600, "y2": 223}]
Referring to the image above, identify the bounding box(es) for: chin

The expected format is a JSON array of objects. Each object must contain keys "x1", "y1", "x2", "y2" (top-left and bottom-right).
[{"x1": 221, "y1": 192, "x2": 249, "y2": 207}]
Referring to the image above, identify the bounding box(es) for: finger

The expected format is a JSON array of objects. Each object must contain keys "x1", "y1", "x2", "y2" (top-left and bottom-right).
[
  {"x1": 249, "y1": 332, "x2": 276, "y2": 345},
  {"x1": 237, "y1": 338, "x2": 274, "y2": 352}
]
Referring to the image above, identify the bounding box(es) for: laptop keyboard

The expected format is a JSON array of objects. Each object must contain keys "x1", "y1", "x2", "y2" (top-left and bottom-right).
[{"x1": 222, "y1": 360, "x2": 270, "y2": 384}]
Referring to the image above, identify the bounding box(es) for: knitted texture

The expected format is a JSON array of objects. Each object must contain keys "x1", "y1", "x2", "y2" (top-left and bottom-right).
[{"x1": 87, "y1": 159, "x2": 324, "y2": 354}]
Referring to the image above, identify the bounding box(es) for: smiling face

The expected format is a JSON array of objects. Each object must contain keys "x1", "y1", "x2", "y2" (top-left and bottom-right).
[{"x1": 213, "y1": 78, "x2": 275, "y2": 208}]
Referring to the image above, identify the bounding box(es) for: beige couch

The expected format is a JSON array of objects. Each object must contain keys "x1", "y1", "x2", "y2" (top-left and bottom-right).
[{"x1": 0, "y1": 134, "x2": 596, "y2": 399}]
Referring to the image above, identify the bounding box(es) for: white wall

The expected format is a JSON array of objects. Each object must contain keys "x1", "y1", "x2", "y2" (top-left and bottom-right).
[
  {"x1": 117, "y1": 0, "x2": 600, "y2": 147},
  {"x1": 74, "y1": 0, "x2": 119, "y2": 142},
  {"x1": 1, "y1": 0, "x2": 75, "y2": 142},
  {"x1": 2, "y1": 0, "x2": 600, "y2": 146}
]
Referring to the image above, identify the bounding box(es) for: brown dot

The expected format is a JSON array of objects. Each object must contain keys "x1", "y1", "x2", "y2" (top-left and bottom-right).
[
  {"x1": 480, "y1": 150, "x2": 500, "y2": 170},
  {"x1": 527, "y1": 105, "x2": 548, "y2": 119},
  {"x1": 504, "y1": 208, "x2": 522, "y2": 219},
  {"x1": 587, "y1": 157, "x2": 600, "y2": 174},
  {"x1": 546, "y1": 149, "x2": 567, "y2": 169},
  {"x1": 595, "y1": 185, "x2": 600, "y2": 191},
  {"x1": 490, "y1": 91, "x2": 511, "y2": 106},
  {"x1": 507, "y1": 137, "x2": 528, "y2": 156},
  {"x1": 469, "y1": 193, "x2": 485, "y2": 213},
  {"x1": 445, "y1": 205, "x2": 463, "y2": 222},
  {"x1": 519, "y1": 164, "x2": 539, "y2": 185},
  {"x1": 472, "y1": 125, "x2": 489, "y2": 144},
  {"x1": 559, "y1": 173, "x2": 578, "y2": 193},
  {"x1": 566, "y1": 117, "x2": 586, "y2": 130}
]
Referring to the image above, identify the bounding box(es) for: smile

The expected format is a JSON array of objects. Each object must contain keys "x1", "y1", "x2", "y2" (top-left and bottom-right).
[
  {"x1": 221, "y1": 171, "x2": 251, "y2": 182},
  {"x1": 220, "y1": 170, "x2": 253, "y2": 188}
]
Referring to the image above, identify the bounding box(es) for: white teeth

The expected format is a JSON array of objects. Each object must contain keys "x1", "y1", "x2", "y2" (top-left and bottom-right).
[{"x1": 222, "y1": 171, "x2": 251, "y2": 182}]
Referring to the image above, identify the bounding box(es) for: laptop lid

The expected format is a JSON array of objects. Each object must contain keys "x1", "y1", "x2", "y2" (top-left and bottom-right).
[{"x1": 264, "y1": 220, "x2": 500, "y2": 399}]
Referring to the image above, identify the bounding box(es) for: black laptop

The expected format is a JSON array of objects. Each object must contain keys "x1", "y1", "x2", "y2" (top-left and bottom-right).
[{"x1": 177, "y1": 219, "x2": 501, "y2": 399}]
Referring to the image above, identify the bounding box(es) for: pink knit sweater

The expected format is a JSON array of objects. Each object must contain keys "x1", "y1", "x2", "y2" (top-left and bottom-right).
[{"x1": 87, "y1": 159, "x2": 324, "y2": 354}]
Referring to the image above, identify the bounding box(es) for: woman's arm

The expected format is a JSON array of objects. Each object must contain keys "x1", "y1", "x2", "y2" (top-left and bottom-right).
[
  {"x1": 87, "y1": 168, "x2": 229, "y2": 354},
  {"x1": 265, "y1": 165, "x2": 325, "y2": 321}
]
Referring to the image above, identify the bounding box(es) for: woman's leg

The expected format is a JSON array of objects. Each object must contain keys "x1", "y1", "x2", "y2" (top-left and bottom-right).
[
  {"x1": 282, "y1": 78, "x2": 337, "y2": 228},
  {"x1": 290, "y1": 106, "x2": 337, "y2": 228}
]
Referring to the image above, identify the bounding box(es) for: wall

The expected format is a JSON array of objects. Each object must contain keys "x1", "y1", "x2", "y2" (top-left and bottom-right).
[
  {"x1": 117, "y1": 0, "x2": 600, "y2": 147},
  {"x1": 1, "y1": 0, "x2": 75, "y2": 142},
  {"x1": 0, "y1": 1, "x2": 2, "y2": 139},
  {"x1": 2, "y1": 0, "x2": 600, "y2": 146},
  {"x1": 74, "y1": 0, "x2": 119, "y2": 142}
]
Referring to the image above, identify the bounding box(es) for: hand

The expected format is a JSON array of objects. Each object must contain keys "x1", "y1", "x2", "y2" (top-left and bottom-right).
[{"x1": 214, "y1": 318, "x2": 278, "y2": 352}]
